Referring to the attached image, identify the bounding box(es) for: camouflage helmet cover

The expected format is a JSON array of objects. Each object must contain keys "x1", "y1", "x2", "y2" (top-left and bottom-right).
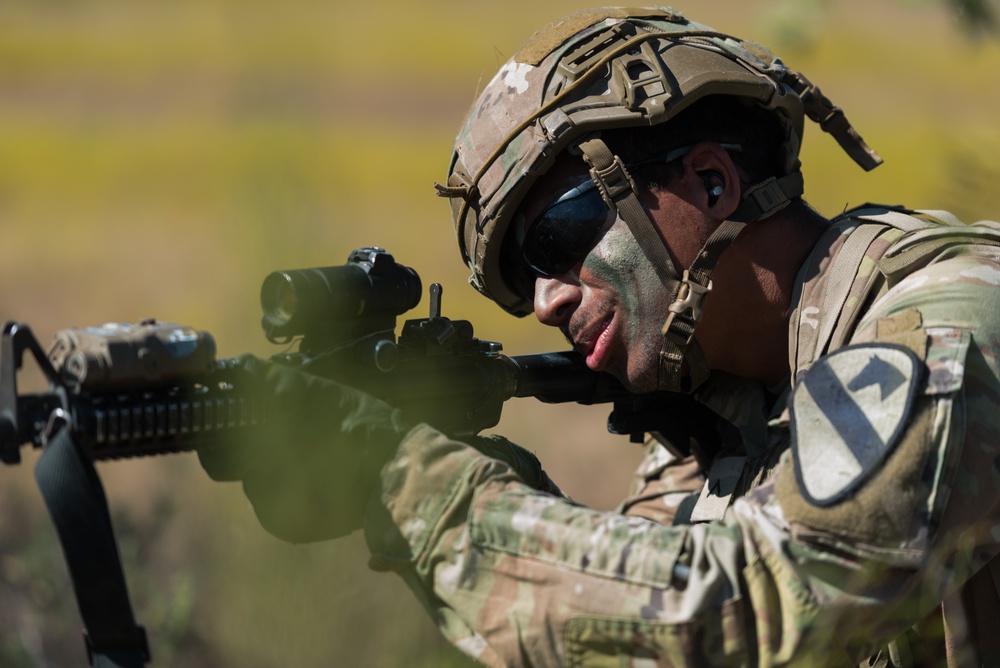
[{"x1": 440, "y1": 7, "x2": 878, "y2": 316}]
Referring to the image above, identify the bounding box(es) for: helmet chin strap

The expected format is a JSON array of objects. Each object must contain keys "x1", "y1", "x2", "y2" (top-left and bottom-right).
[{"x1": 574, "y1": 136, "x2": 804, "y2": 393}]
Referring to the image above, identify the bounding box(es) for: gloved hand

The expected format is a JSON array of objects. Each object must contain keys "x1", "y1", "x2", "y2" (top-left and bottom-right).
[
  {"x1": 199, "y1": 355, "x2": 409, "y2": 543},
  {"x1": 465, "y1": 434, "x2": 563, "y2": 497}
]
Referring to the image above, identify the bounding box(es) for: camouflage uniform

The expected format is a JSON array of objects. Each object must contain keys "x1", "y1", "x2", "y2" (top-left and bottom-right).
[{"x1": 363, "y1": 206, "x2": 1000, "y2": 667}]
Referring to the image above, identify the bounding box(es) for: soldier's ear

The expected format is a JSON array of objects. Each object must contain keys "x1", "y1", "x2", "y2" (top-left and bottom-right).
[{"x1": 683, "y1": 142, "x2": 740, "y2": 218}]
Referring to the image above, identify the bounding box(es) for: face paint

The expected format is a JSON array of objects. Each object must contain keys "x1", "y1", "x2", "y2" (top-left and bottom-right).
[{"x1": 581, "y1": 215, "x2": 673, "y2": 393}]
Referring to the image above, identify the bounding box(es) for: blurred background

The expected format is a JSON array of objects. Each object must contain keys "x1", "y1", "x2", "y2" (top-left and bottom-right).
[{"x1": 0, "y1": 0, "x2": 997, "y2": 665}]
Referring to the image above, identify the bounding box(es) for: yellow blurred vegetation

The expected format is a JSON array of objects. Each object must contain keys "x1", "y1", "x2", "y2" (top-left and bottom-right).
[{"x1": 0, "y1": 0, "x2": 998, "y2": 665}]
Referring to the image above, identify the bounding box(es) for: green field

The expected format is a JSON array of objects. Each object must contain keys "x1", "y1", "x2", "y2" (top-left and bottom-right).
[{"x1": 1, "y1": 0, "x2": 998, "y2": 665}]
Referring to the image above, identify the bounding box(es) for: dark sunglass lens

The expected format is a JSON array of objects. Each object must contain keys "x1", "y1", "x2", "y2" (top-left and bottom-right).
[{"x1": 523, "y1": 188, "x2": 609, "y2": 277}]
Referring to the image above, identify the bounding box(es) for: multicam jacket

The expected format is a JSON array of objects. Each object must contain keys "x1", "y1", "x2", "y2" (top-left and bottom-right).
[{"x1": 363, "y1": 205, "x2": 1000, "y2": 667}]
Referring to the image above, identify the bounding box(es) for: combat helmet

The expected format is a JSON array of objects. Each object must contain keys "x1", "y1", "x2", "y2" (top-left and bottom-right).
[{"x1": 437, "y1": 6, "x2": 881, "y2": 392}]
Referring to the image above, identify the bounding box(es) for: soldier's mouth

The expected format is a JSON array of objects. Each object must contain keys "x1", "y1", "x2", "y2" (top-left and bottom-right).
[{"x1": 575, "y1": 314, "x2": 615, "y2": 372}]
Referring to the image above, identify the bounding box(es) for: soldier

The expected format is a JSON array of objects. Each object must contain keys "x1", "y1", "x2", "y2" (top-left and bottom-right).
[{"x1": 203, "y1": 7, "x2": 1000, "y2": 666}]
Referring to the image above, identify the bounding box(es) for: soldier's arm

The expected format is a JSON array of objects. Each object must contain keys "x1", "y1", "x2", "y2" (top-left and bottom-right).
[{"x1": 362, "y1": 251, "x2": 1000, "y2": 667}]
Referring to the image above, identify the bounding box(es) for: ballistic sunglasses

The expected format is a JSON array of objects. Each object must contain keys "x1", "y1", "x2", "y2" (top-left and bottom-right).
[
  {"x1": 520, "y1": 144, "x2": 743, "y2": 278},
  {"x1": 521, "y1": 176, "x2": 611, "y2": 278}
]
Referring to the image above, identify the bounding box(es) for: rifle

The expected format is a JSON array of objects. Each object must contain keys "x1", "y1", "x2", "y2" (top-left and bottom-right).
[
  {"x1": 0, "y1": 247, "x2": 714, "y2": 666},
  {"x1": 1, "y1": 247, "x2": 698, "y2": 463}
]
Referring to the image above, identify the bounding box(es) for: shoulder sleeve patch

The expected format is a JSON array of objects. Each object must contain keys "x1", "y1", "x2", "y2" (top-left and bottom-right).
[{"x1": 790, "y1": 343, "x2": 923, "y2": 507}]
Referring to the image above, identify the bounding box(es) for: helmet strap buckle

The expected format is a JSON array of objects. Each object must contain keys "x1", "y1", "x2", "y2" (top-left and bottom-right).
[
  {"x1": 590, "y1": 155, "x2": 636, "y2": 206},
  {"x1": 662, "y1": 270, "x2": 713, "y2": 339},
  {"x1": 575, "y1": 139, "x2": 638, "y2": 208},
  {"x1": 738, "y1": 176, "x2": 793, "y2": 221}
]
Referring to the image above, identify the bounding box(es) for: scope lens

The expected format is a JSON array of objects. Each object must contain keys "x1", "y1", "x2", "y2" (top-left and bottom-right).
[
  {"x1": 262, "y1": 273, "x2": 297, "y2": 327},
  {"x1": 275, "y1": 281, "x2": 297, "y2": 321}
]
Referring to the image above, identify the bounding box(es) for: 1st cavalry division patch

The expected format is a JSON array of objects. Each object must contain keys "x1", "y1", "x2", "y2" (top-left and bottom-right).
[{"x1": 790, "y1": 343, "x2": 922, "y2": 507}]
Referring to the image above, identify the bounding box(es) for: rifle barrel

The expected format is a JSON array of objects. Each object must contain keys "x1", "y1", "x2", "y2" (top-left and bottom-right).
[{"x1": 508, "y1": 352, "x2": 632, "y2": 405}]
